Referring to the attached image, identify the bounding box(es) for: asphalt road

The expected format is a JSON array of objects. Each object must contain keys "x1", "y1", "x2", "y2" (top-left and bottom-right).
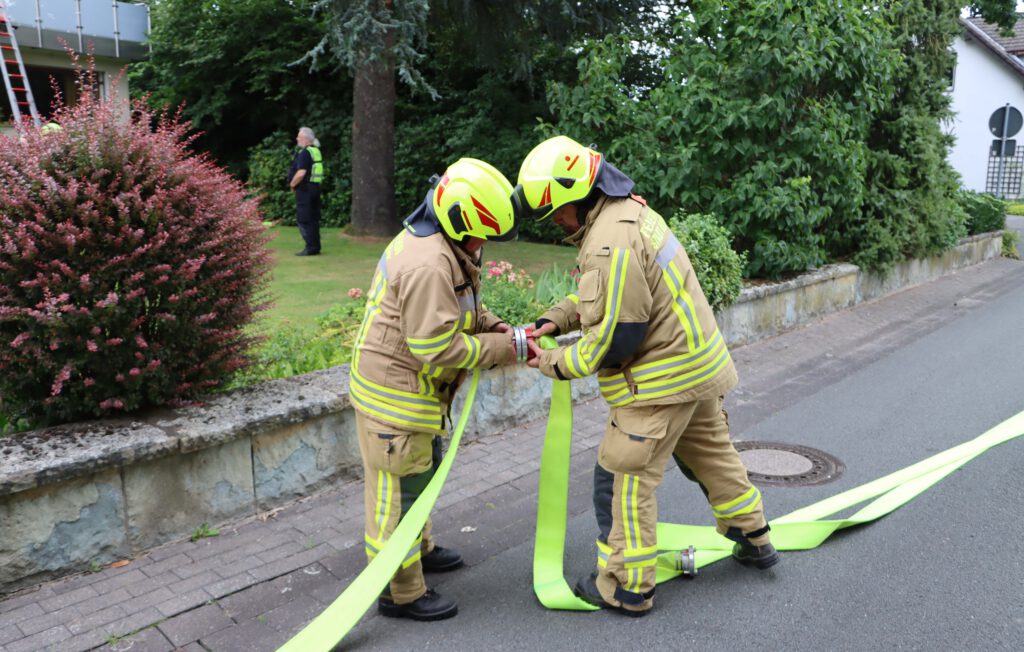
[{"x1": 341, "y1": 261, "x2": 1024, "y2": 652}]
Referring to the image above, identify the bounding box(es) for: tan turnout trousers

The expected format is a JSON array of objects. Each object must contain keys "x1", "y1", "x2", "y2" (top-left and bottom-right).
[
  {"x1": 356, "y1": 411, "x2": 443, "y2": 604},
  {"x1": 593, "y1": 397, "x2": 769, "y2": 613}
]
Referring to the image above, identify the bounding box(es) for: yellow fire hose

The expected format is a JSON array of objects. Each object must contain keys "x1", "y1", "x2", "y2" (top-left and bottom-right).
[{"x1": 280, "y1": 335, "x2": 1024, "y2": 648}]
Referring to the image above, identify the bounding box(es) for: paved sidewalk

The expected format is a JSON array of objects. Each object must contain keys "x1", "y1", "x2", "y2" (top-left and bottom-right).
[
  {"x1": 0, "y1": 394, "x2": 610, "y2": 652},
  {"x1": 2, "y1": 257, "x2": 1022, "y2": 652}
]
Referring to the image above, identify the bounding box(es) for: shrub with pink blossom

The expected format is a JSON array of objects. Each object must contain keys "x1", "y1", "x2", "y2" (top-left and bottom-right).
[
  {"x1": 0, "y1": 70, "x2": 272, "y2": 426},
  {"x1": 481, "y1": 260, "x2": 540, "y2": 326}
]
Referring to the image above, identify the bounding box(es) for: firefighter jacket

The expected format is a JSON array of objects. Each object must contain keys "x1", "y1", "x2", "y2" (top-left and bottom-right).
[
  {"x1": 350, "y1": 228, "x2": 514, "y2": 433},
  {"x1": 537, "y1": 195, "x2": 737, "y2": 407}
]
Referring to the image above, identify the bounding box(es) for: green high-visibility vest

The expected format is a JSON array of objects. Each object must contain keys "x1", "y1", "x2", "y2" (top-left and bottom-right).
[{"x1": 307, "y1": 146, "x2": 324, "y2": 184}]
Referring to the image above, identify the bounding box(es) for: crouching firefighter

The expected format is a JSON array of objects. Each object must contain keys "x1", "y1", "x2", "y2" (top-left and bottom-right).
[
  {"x1": 350, "y1": 158, "x2": 520, "y2": 621},
  {"x1": 517, "y1": 136, "x2": 779, "y2": 617}
]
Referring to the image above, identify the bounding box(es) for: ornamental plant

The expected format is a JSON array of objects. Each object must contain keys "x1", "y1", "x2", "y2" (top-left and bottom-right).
[
  {"x1": 668, "y1": 212, "x2": 746, "y2": 313},
  {"x1": 481, "y1": 260, "x2": 538, "y2": 326},
  {"x1": 957, "y1": 190, "x2": 1006, "y2": 235},
  {"x1": 0, "y1": 67, "x2": 272, "y2": 426},
  {"x1": 228, "y1": 297, "x2": 366, "y2": 388}
]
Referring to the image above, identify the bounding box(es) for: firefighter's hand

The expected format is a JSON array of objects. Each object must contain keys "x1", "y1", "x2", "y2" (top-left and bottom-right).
[
  {"x1": 492, "y1": 322, "x2": 511, "y2": 334},
  {"x1": 526, "y1": 338, "x2": 543, "y2": 368},
  {"x1": 532, "y1": 321, "x2": 558, "y2": 339}
]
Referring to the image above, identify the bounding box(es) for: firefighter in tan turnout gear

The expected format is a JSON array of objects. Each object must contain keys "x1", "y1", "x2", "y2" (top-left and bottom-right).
[
  {"x1": 517, "y1": 136, "x2": 779, "y2": 616},
  {"x1": 351, "y1": 159, "x2": 519, "y2": 621}
]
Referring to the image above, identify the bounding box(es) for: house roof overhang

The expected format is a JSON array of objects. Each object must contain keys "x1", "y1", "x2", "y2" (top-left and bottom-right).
[{"x1": 960, "y1": 16, "x2": 1024, "y2": 81}]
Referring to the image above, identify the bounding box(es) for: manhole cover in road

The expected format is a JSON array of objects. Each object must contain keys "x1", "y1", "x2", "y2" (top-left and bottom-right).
[{"x1": 735, "y1": 441, "x2": 844, "y2": 487}]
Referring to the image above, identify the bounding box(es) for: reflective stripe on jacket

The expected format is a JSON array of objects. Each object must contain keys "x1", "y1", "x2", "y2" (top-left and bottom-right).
[
  {"x1": 537, "y1": 195, "x2": 737, "y2": 406},
  {"x1": 351, "y1": 230, "x2": 512, "y2": 432}
]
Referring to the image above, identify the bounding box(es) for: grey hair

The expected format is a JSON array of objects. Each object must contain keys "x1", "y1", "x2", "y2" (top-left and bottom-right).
[{"x1": 299, "y1": 126, "x2": 320, "y2": 148}]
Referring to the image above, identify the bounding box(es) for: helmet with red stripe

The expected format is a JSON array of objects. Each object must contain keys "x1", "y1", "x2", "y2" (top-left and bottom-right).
[
  {"x1": 513, "y1": 136, "x2": 602, "y2": 221},
  {"x1": 431, "y1": 158, "x2": 518, "y2": 242}
]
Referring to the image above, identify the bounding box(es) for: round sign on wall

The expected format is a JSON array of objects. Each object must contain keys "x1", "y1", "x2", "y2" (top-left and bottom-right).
[{"x1": 989, "y1": 106, "x2": 1023, "y2": 138}]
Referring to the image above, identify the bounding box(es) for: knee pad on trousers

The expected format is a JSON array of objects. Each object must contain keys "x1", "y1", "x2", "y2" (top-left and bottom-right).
[{"x1": 593, "y1": 463, "x2": 615, "y2": 542}]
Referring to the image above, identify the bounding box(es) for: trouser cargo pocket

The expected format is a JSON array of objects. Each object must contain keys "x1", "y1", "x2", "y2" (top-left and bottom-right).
[
  {"x1": 358, "y1": 415, "x2": 436, "y2": 476},
  {"x1": 598, "y1": 404, "x2": 671, "y2": 475}
]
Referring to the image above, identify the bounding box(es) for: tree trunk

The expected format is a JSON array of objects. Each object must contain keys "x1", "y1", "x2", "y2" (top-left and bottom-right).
[{"x1": 350, "y1": 38, "x2": 397, "y2": 236}]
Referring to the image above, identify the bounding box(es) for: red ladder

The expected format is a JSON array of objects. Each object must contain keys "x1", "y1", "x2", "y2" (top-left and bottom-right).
[{"x1": 0, "y1": 1, "x2": 40, "y2": 128}]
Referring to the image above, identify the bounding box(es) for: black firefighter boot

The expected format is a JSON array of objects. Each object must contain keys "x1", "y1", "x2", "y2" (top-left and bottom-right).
[
  {"x1": 731, "y1": 541, "x2": 781, "y2": 569},
  {"x1": 378, "y1": 588, "x2": 458, "y2": 621},
  {"x1": 420, "y1": 545, "x2": 464, "y2": 572},
  {"x1": 573, "y1": 573, "x2": 651, "y2": 618}
]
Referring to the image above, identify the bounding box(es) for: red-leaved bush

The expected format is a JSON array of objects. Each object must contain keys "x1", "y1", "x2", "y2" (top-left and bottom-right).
[{"x1": 0, "y1": 70, "x2": 272, "y2": 426}]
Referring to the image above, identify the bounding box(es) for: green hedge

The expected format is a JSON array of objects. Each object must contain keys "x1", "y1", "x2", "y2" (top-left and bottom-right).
[
  {"x1": 667, "y1": 212, "x2": 746, "y2": 312},
  {"x1": 957, "y1": 190, "x2": 1006, "y2": 235}
]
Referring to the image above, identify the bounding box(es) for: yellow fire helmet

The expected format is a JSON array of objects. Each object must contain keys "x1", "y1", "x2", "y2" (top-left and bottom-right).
[
  {"x1": 431, "y1": 158, "x2": 518, "y2": 242},
  {"x1": 513, "y1": 135, "x2": 603, "y2": 220}
]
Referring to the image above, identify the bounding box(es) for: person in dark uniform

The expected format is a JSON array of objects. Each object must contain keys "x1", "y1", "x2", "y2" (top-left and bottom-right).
[{"x1": 288, "y1": 127, "x2": 324, "y2": 256}]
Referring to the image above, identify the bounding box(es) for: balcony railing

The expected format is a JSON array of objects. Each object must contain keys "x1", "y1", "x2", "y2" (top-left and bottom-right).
[{"x1": 3, "y1": 0, "x2": 149, "y2": 60}]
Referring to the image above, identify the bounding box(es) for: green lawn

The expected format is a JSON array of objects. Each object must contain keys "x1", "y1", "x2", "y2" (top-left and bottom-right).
[{"x1": 259, "y1": 226, "x2": 578, "y2": 329}]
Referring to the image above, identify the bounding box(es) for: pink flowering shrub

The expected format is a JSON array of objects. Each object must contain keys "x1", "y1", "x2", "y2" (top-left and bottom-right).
[
  {"x1": 481, "y1": 260, "x2": 538, "y2": 325},
  {"x1": 0, "y1": 70, "x2": 272, "y2": 425}
]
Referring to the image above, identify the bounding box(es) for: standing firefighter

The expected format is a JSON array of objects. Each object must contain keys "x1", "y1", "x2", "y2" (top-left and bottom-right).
[
  {"x1": 351, "y1": 159, "x2": 519, "y2": 621},
  {"x1": 518, "y1": 136, "x2": 778, "y2": 617}
]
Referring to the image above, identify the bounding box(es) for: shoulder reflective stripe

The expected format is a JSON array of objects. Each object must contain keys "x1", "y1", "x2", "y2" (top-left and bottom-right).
[
  {"x1": 456, "y1": 333, "x2": 481, "y2": 368},
  {"x1": 376, "y1": 470, "x2": 393, "y2": 532},
  {"x1": 713, "y1": 486, "x2": 762, "y2": 518},
  {"x1": 567, "y1": 293, "x2": 579, "y2": 304},
  {"x1": 664, "y1": 261, "x2": 702, "y2": 348},
  {"x1": 654, "y1": 232, "x2": 681, "y2": 269},
  {"x1": 652, "y1": 236, "x2": 706, "y2": 350}
]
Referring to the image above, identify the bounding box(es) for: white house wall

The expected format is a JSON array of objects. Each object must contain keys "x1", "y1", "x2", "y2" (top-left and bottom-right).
[{"x1": 949, "y1": 35, "x2": 1024, "y2": 195}]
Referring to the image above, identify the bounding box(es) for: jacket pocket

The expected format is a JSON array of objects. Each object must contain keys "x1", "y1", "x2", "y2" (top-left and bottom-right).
[
  {"x1": 577, "y1": 268, "x2": 605, "y2": 328},
  {"x1": 598, "y1": 404, "x2": 670, "y2": 474}
]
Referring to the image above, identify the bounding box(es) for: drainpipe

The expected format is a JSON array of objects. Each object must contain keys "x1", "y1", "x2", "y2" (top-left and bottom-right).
[
  {"x1": 75, "y1": 0, "x2": 82, "y2": 52},
  {"x1": 111, "y1": 0, "x2": 120, "y2": 58},
  {"x1": 33, "y1": 0, "x2": 41, "y2": 47}
]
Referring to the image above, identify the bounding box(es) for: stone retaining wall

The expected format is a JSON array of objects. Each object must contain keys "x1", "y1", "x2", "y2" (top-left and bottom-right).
[{"x1": 0, "y1": 232, "x2": 1003, "y2": 593}]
